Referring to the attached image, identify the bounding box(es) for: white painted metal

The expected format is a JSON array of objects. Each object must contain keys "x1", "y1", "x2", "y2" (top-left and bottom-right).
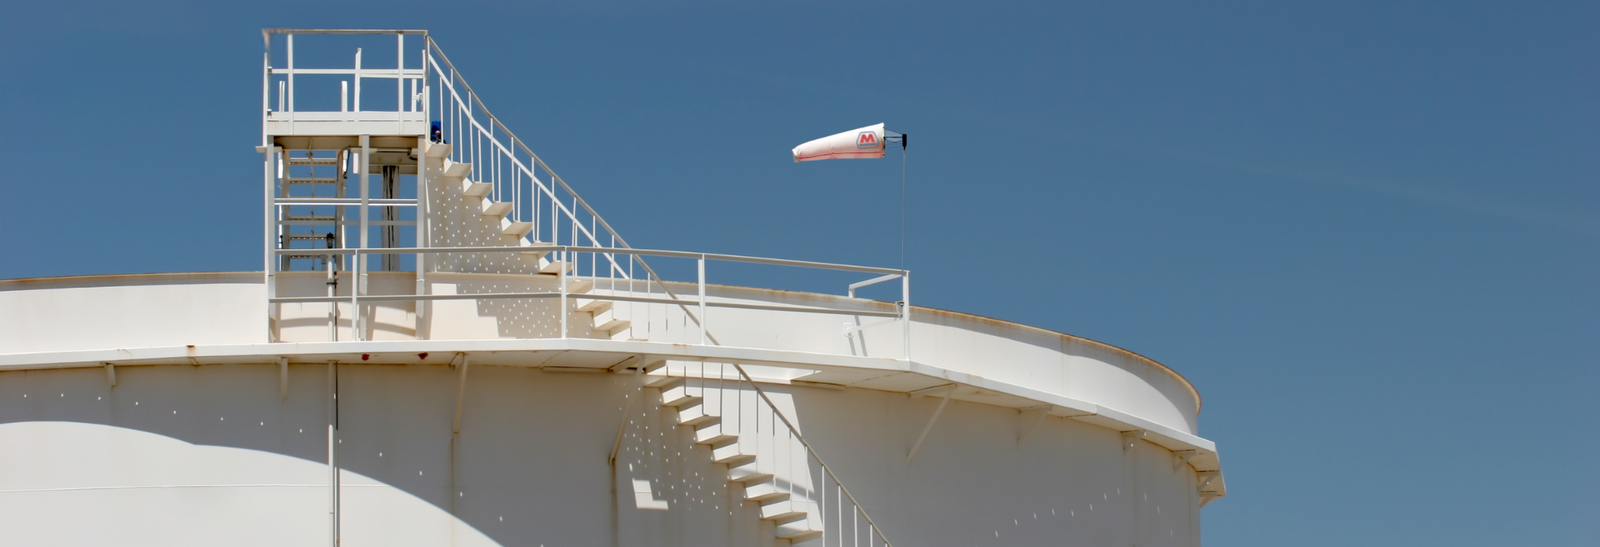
[{"x1": 0, "y1": 28, "x2": 1225, "y2": 547}]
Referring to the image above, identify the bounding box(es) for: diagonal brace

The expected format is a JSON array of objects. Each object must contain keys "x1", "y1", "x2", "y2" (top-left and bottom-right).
[
  {"x1": 451, "y1": 353, "x2": 470, "y2": 434},
  {"x1": 1017, "y1": 404, "x2": 1052, "y2": 447},
  {"x1": 906, "y1": 384, "x2": 957, "y2": 463}
]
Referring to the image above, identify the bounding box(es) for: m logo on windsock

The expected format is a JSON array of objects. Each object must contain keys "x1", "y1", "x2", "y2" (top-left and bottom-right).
[{"x1": 856, "y1": 131, "x2": 879, "y2": 149}]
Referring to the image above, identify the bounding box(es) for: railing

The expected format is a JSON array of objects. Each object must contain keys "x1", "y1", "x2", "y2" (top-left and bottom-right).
[
  {"x1": 422, "y1": 37, "x2": 638, "y2": 280},
  {"x1": 270, "y1": 244, "x2": 910, "y2": 359},
  {"x1": 652, "y1": 361, "x2": 895, "y2": 547}
]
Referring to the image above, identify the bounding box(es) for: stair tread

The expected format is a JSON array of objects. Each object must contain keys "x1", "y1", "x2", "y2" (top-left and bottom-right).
[
  {"x1": 729, "y1": 472, "x2": 774, "y2": 485},
  {"x1": 539, "y1": 260, "x2": 573, "y2": 275},
  {"x1": 645, "y1": 376, "x2": 685, "y2": 389},
  {"x1": 662, "y1": 395, "x2": 702, "y2": 409},
  {"x1": 678, "y1": 414, "x2": 720, "y2": 428},
  {"x1": 502, "y1": 221, "x2": 533, "y2": 237},
  {"x1": 713, "y1": 453, "x2": 757, "y2": 467},
  {"x1": 746, "y1": 491, "x2": 791, "y2": 504},
  {"x1": 696, "y1": 433, "x2": 738, "y2": 447},
  {"x1": 778, "y1": 529, "x2": 823, "y2": 542},
  {"x1": 482, "y1": 202, "x2": 513, "y2": 217},
  {"x1": 761, "y1": 511, "x2": 808, "y2": 524},
  {"x1": 595, "y1": 318, "x2": 630, "y2": 332}
]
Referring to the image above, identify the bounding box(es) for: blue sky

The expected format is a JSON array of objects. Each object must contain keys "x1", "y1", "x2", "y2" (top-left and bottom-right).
[{"x1": 2, "y1": 1, "x2": 1596, "y2": 544}]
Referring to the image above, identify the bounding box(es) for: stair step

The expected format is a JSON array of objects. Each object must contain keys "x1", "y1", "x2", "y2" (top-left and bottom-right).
[
  {"x1": 777, "y1": 528, "x2": 823, "y2": 542},
  {"x1": 759, "y1": 500, "x2": 808, "y2": 520},
  {"x1": 285, "y1": 215, "x2": 336, "y2": 222},
  {"x1": 729, "y1": 472, "x2": 774, "y2": 485},
  {"x1": 463, "y1": 181, "x2": 492, "y2": 197},
  {"x1": 481, "y1": 201, "x2": 513, "y2": 217},
  {"x1": 424, "y1": 142, "x2": 451, "y2": 158},
  {"x1": 761, "y1": 511, "x2": 808, "y2": 524},
  {"x1": 746, "y1": 490, "x2": 791, "y2": 505},
  {"x1": 539, "y1": 260, "x2": 573, "y2": 275},
  {"x1": 678, "y1": 413, "x2": 720, "y2": 429},
  {"x1": 595, "y1": 318, "x2": 630, "y2": 333},
  {"x1": 519, "y1": 240, "x2": 551, "y2": 259},
  {"x1": 577, "y1": 300, "x2": 611, "y2": 314},
  {"x1": 287, "y1": 177, "x2": 338, "y2": 185},
  {"x1": 283, "y1": 234, "x2": 330, "y2": 241},
  {"x1": 444, "y1": 161, "x2": 472, "y2": 179},
  {"x1": 662, "y1": 395, "x2": 701, "y2": 409},
  {"x1": 661, "y1": 384, "x2": 693, "y2": 403},
  {"x1": 287, "y1": 156, "x2": 339, "y2": 166},
  {"x1": 674, "y1": 403, "x2": 717, "y2": 426},
  {"x1": 646, "y1": 376, "x2": 685, "y2": 390},
  {"x1": 696, "y1": 432, "x2": 738, "y2": 447},
  {"x1": 565, "y1": 279, "x2": 594, "y2": 294},
  {"x1": 502, "y1": 221, "x2": 533, "y2": 237},
  {"x1": 714, "y1": 453, "x2": 757, "y2": 468}
]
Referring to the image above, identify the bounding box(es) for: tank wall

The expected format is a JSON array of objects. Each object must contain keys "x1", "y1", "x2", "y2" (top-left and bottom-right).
[
  {"x1": 1, "y1": 274, "x2": 1199, "y2": 436},
  {"x1": 0, "y1": 273, "x2": 266, "y2": 354},
  {"x1": 0, "y1": 363, "x2": 1200, "y2": 547}
]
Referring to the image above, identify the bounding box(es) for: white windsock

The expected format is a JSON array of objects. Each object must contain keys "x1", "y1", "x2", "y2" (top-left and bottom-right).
[{"x1": 792, "y1": 123, "x2": 886, "y2": 162}]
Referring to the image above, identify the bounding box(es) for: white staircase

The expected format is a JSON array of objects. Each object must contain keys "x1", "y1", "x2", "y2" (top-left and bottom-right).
[
  {"x1": 648, "y1": 375, "x2": 825, "y2": 543},
  {"x1": 424, "y1": 140, "x2": 632, "y2": 340}
]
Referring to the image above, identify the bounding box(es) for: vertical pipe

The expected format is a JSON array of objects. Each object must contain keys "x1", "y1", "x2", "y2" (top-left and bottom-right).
[
  {"x1": 341, "y1": 81, "x2": 348, "y2": 113},
  {"x1": 286, "y1": 34, "x2": 294, "y2": 132},
  {"x1": 396, "y1": 33, "x2": 404, "y2": 118},
  {"x1": 416, "y1": 132, "x2": 430, "y2": 340},
  {"x1": 327, "y1": 251, "x2": 337, "y2": 341},
  {"x1": 353, "y1": 48, "x2": 362, "y2": 112},
  {"x1": 264, "y1": 146, "x2": 277, "y2": 342},
  {"x1": 697, "y1": 256, "x2": 707, "y2": 345},
  {"x1": 355, "y1": 135, "x2": 370, "y2": 341},
  {"x1": 261, "y1": 34, "x2": 269, "y2": 145},
  {"x1": 327, "y1": 360, "x2": 339, "y2": 547},
  {"x1": 559, "y1": 247, "x2": 568, "y2": 339},
  {"x1": 902, "y1": 272, "x2": 911, "y2": 362}
]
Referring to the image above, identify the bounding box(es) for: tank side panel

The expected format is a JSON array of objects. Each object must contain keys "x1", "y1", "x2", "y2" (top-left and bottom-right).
[{"x1": 0, "y1": 281, "x2": 266, "y2": 354}]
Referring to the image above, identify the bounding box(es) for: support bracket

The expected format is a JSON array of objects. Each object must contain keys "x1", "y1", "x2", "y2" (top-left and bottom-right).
[
  {"x1": 608, "y1": 354, "x2": 663, "y2": 374},
  {"x1": 1016, "y1": 404, "x2": 1052, "y2": 447},
  {"x1": 451, "y1": 353, "x2": 469, "y2": 434},
  {"x1": 1121, "y1": 430, "x2": 1145, "y2": 453},
  {"x1": 608, "y1": 365, "x2": 647, "y2": 466},
  {"x1": 906, "y1": 384, "x2": 957, "y2": 463},
  {"x1": 103, "y1": 363, "x2": 116, "y2": 387},
  {"x1": 1171, "y1": 449, "x2": 1198, "y2": 471},
  {"x1": 278, "y1": 357, "x2": 289, "y2": 399}
]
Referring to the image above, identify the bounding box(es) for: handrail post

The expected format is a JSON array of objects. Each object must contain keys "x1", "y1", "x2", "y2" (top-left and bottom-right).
[
  {"x1": 285, "y1": 34, "x2": 294, "y2": 133},
  {"x1": 560, "y1": 246, "x2": 568, "y2": 339},
  {"x1": 902, "y1": 271, "x2": 911, "y2": 362},
  {"x1": 698, "y1": 255, "x2": 707, "y2": 345}
]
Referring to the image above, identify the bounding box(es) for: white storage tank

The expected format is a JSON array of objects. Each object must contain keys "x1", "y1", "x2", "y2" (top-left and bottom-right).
[{"x1": 0, "y1": 29, "x2": 1224, "y2": 547}]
